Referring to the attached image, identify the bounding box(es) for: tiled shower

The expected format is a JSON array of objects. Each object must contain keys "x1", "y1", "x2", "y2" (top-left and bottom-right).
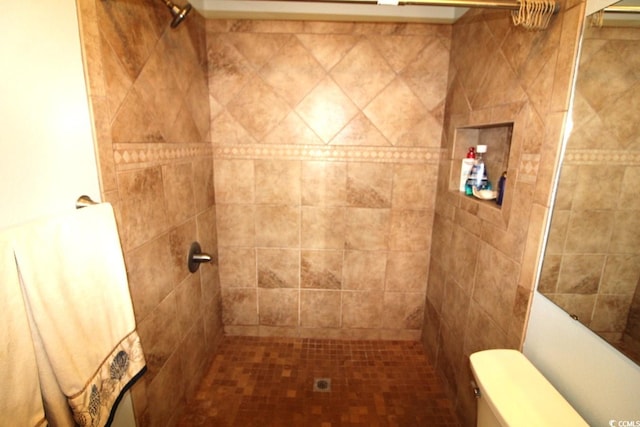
[
  {"x1": 76, "y1": 0, "x2": 583, "y2": 425},
  {"x1": 208, "y1": 20, "x2": 449, "y2": 340}
]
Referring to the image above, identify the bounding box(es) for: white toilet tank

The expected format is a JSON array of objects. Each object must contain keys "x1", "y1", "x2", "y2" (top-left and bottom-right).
[{"x1": 469, "y1": 349, "x2": 588, "y2": 427}]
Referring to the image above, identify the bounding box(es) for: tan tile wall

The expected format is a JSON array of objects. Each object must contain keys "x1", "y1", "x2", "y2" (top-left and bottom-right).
[
  {"x1": 540, "y1": 26, "x2": 640, "y2": 344},
  {"x1": 422, "y1": 3, "x2": 585, "y2": 425},
  {"x1": 207, "y1": 20, "x2": 451, "y2": 340},
  {"x1": 76, "y1": 1, "x2": 222, "y2": 425}
]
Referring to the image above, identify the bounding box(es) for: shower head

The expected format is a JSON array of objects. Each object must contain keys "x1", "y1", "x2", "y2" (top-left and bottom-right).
[{"x1": 161, "y1": 0, "x2": 193, "y2": 28}]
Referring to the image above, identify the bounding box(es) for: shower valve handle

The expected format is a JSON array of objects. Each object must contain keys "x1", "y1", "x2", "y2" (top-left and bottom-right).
[{"x1": 188, "y1": 241, "x2": 212, "y2": 273}]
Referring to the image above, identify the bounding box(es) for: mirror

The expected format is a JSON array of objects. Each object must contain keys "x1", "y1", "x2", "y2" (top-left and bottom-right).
[{"x1": 538, "y1": 0, "x2": 640, "y2": 366}]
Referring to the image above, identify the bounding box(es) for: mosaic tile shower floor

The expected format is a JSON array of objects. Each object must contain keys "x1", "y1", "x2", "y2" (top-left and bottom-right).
[{"x1": 178, "y1": 336, "x2": 461, "y2": 426}]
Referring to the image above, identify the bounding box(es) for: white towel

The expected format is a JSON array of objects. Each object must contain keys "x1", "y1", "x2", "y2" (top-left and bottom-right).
[
  {"x1": 13, "y1": 203, "x2": 146, "y2": 427},
  {"x1": 0, "y1": 238, "x2": 47, "y2": 427}
]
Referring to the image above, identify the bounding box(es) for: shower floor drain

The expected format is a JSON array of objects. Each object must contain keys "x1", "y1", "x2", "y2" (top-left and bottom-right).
[{"x1": 313, "y1": 378, "x2": 331, "y2": 392}]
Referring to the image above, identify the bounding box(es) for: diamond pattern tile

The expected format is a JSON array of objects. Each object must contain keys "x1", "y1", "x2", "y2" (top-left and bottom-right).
[
  {"x1": 224, "y1": 33, "x2": 292, "y2": 70},
  {"x1": 296, "y1": 34, "x2": 360, "y2": 71},
  {"x1": 296, "y1": 77, "x2": 359, "y2": 143},
  {"x1": 227, "y1": 78, "x2": 291, "y2": 141},
  {"x1": 260, "y1": 37, "x2": 325, "y2": 107},
  {"x1": 330, "y1": 39, "x2": 396, "y2": 109},
  {"x1": 136, "y1": 47, "x2": 182, "y2": 141},
  {"x1": 211, "y1": 110, "x2": 258, "y2": 145},
  {"x1": 95, "y1": 0, "x2": 162, "y2": 80},
  {"x1": 263, "y1": 112, "x2": 325, "y2": 146},
  {"x1": 364, "y1": 78, "x2": 432, "y2": 146},
  {"x1": 330, "y1": 113, "x2": 390, "y2": 146},
  {"x1": 208, "y1": 35, "x2": 257, "y2": 106},
  {"x1": 368, "y1": 35, "x2": 428, "y2": 73},
  {"x1": 401, "y1": 40, "x2": 450, "y2": 111},
  {"x1": 207, "y1": 24, "x2": 448, "y2": 149}
]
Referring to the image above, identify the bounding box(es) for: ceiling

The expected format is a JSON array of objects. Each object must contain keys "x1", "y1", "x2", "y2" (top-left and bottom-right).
[
  {"x1": 190, "y1": 0, "x2": 639, "y2": 26},
  {"x1": 191, "y1": 0, "x2": 468, "y2": 23}
]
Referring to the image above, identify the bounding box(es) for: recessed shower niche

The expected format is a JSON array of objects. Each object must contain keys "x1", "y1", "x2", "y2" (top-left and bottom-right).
[{"x1": 449, "y1": 122, "x2": 516, "y2": 227}]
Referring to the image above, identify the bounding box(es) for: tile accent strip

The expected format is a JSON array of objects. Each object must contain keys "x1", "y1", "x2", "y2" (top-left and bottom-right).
[
  {"x1": 113, "y1": 143, "x2": 213, "y2": 171},
  {"x1": 518, "y1": 153, "x2": 540, "y2": 184},
  {"x1": 212, "y1": 144, "x2": 444, "y2": 164},
  {"x1": 564, "y1": 149, "x2": 640, "y2": 165}
]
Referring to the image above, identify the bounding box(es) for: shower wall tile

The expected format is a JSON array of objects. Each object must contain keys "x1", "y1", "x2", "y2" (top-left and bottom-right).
[
  {"x1": 180, "y1": 318, "x2": 208, "y2": 398},
  {"x1": 330, "y1": 112, "x2": 389, "y2": 147},
  {"x1": 222, "y1": 288, "x2": 258, "y2": 325},
  {"x1": 168, "y1": 219, "x2": 198, "y2": 283},
  {"x1": 125, "y1": 233, "x2": 178, "y2": 321},
  {"x1": 227, "y1": 78, "x2": 291, "y2": 141},
  {"x1": 209, "y1": 20, "x2": 448, "y2": 341},
  {"x1": 364, "y1": 82, "x2": 414, "y2": 146},
  {"x1": 117, "y1": 167, "x2": 168, "y2": 251},
  {"x1": 175, "y1": 274, "x2": 203, "y2": 337},
  {"x1": 342, "y1": 291, "x2": 384, "y2": 329},
  {"x1": 342, "y1": 250, "x2": 386, "y2": 291},
  {"x1": 254, "y1": 205, "x2": 300, "y2": 247},
  {"x1": 610, "y1": 211, "x2": 640, "y2": 253},
  {"x1": 601, "y1": 255, "x2": 640, "y2": 295},
  {"x1": 216, "y1": 204, "x2": 255, "y2": 247},
  {"x1": 564, "y1": 210, "x2": 613, "y2": 253},
  {"x1": 344, "y1": 208, "x2": 390, "y2": 250},
  {"x1": 383, "y1": 292, "x2": 424, "y2": 330},
  {"x1": 300, "y1": 290, "x2": 342, "y2": 328},
  {"x1": 163, "y1": 162, "x2": 197, "y2": 226},
  {"x1": 301, "y1": 250, "x2": 343, "y2": 290},
  {"x1": 257, "y1": 248, "x2": 299, "y2": 289},
  {"x1": 591, "y1": 295, "x2": 634, "y2": 332},
  {"x1": 193, "y1": 157, "x2": 216, "y2": 211},
  {"x1": 145, "y1": 350, "x2": 184, "y2": 427},
  {"x1": 389, "y1": 209, "x2": 432, "y2": 251},
  {"x1": 330, "y1": 39, "x2": 396, "y2": 109},
  {"x1": 392, "y1": 164, "x2": 437, "y2": 209},
  {"x1": 137, "y1": 291, "x2": 181, "y2": 382},
  {"x1": 296, "y1": 77, "x2": 359, "y2": 143},
  {"x1": 301, "y1": 206, "x2": 346, "y2": 249},
  {"x1": 422, "y1": 3, "x2": 584, "y2": 425},
  {"x1": 77, "y1": 3, "x2": 222, "y2": 425},
  {"x1": 213, "y1": 159, "x2": 254, "y2": 204},
  {"x1": 260, "y1": 37, "x2": 325, "y2": 107},
  {"x1": 218, "y1": 247, "x2": 256, "y2": 287},
  {"x1": 301, "y1": 161, "x2": 347, "y2": 206},
  {"x1": 425, "y1": 259, "x2": 446, "y2": 314},
  {"x1": 255, "y1": 160, "x2": 301, "y2": 204},
  {"x1": 258, "y1": 288, "x2": 299, "y2": 326},
  {"x1": 385, "y1": 251, "x2": 430, "y2": 292},
  {"x1": 346, "y1": 162, "x2": 393, "y2": 208}
]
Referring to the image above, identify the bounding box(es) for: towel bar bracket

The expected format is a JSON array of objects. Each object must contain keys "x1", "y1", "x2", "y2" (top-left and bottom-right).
[
  {"x1": 188, "y1": 241, "x2": 212, "y2": 273},
  {"x1": 76, "y1": 195, "x2": 98, "y2": 209}
]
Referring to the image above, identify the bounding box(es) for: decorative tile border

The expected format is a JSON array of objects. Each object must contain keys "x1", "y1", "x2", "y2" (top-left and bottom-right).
[
  {"x1": 564, "y1": 149, "x2": 640, "y2": 165},
  {"x1": 518, "y1": 153, "x2": 540, "y2": 184},
  {"x1": 112, "y1": 142, "x2": 446, "y2": 169},
  {"x1": 113, "y1": 143, "x2": 213, "y2": 171},
  {"x1": 212, "y1": 143, "x2": 444, "y2": 164}
]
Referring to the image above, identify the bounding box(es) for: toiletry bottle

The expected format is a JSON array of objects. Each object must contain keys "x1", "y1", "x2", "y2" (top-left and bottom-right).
[
  {"x1": 472, "y1": 145, "x2": 490, "y2": 190},
  {"x1": 460, "y1": 147, "x2": 476, "y2": 192},
  {"x1": 496, "y1": 171, "x2": 506, "y2": 205}
]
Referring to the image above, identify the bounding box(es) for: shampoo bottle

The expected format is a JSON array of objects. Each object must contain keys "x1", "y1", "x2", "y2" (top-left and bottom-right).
[
  {"x1": 461, "y1": 147, "x2": 475, "y2": 193},
  {"x1": 471, "y1": 145, "x2": 490, "y2": 190}
]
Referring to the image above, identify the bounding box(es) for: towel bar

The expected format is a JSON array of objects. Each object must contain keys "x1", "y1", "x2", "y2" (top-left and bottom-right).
[{"x1": 76, "y1": 195, "x2": 99, "y2": 209}]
